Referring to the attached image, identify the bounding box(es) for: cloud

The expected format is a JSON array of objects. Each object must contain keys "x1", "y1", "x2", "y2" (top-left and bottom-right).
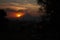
[
  {"x1": 0, "y1": 0, "x2": 45, "y2": 12},
  {"x1": 0, "y1": 2, "x2": 40, "y2": 10}
]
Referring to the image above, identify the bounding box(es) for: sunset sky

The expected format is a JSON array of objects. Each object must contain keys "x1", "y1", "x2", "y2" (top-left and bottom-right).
[
  {"x1": 0, "y1": 0, "x2": 46, "y2": 21},
  {"x1": 0, "y1": 0, "x2": 39, "y2": 10},
  {"x1": 0, "y1": 0, "x2": 37, "y2": 4}
]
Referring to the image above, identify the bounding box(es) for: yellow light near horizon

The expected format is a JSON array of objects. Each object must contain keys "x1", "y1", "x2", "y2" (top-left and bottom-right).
[
  {"x1": 5, "y1": 12, "x2": 25, "y2": 19},
  {"x1": 16, "y1": 12, "x2": 25, "y2": 18},
  {"x1": 17, "y1": 14, "x2": 21, "y2": 17}
]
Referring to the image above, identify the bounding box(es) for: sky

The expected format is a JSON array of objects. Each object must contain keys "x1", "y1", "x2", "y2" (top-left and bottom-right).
[
  {"x1": 0, "y1": 0, "x2": 40, "y2": 9},
  {"x1": 0, "y1": 0, "x2": 46, "y2": 11},
  {"x1": 0, "y1": 0, "x2": 37, "y2": 4},
  {"x1": 0, "y1": 0, "x2": 46, "y2": 21}
]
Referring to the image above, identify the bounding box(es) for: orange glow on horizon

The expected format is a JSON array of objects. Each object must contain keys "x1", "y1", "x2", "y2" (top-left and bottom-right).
[
  {"x1": 17, "y1": 14, "x2": 21, "y2": 17},
  {"x1": 6, "y1": 12, "x2": 25, "y2": 19},
  {"x1": 16, "y1": 13, "x2": 24, "y2": 18}
]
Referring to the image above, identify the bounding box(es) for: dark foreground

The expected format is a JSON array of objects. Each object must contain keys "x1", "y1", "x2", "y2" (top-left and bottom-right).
[{"x1": 0, "y1": 20, "x2": 57, "y2": 40}]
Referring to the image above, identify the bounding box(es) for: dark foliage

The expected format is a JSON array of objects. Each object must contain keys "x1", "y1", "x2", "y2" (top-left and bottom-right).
[{"x1": 32, "y1": 0, "x2": 57, "y2": 40}]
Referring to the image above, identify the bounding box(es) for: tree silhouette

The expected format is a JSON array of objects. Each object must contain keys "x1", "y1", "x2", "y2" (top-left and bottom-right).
[
  {"x1": 0, "y1": 9, "x2": 6, "y2": 19},
  {"x1": 0, "y1": 9, "x2": 8, "y2": 32},
  {"x1": 32, "y1": 0, "x2": 57, "y2": 40}
]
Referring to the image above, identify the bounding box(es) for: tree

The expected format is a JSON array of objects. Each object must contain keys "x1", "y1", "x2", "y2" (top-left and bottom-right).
[{"x1": 0, "y1": 9, "x2": 7, "y2": 21}]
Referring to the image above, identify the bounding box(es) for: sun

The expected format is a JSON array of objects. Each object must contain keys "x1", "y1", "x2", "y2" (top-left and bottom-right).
[
  {"x1": 17, "y1": 14, "x2": 21, "y2": 17},
  {"x1": 16, "y1": 14, "x2": 22, "y2": 17},
  {"x1": 16, "y1": 12, "x2": 25, "y2": 18}
]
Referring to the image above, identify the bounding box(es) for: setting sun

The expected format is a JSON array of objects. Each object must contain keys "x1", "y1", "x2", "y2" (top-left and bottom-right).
[
  {"x1": 16, "y1": 14, "x2": 22, "y2": 17},
  {"x1": 15, "y1": 12, "x2": 25, "y2": 18},
  {"x1": 6, "y1": 11, "x2": 25, "y2": 19}
]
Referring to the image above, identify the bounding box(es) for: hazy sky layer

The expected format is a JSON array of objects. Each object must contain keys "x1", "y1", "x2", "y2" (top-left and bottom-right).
[
  {"x1": 0, "y1": 0, "x2": 37, "y2": 4},
  {"x1": 0, "y1": 0, "x2": 40, "y2": 10}
]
